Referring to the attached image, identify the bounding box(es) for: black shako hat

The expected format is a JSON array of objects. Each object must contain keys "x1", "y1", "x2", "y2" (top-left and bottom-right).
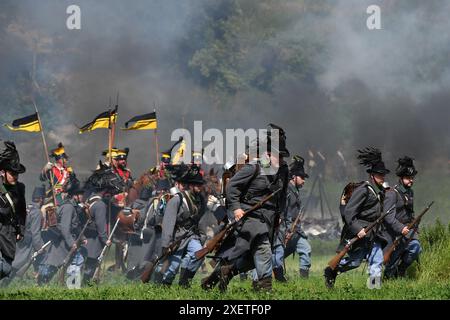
[
  {"x1": 396, "y1": 156, "x2": 418, "y2": 177},
  {"x1": 0, "y1": 141, "x2": 26, "y2": 174},
  {"x1": 248, "y1": 123, "x2": 290, "y2": 158},
  {"x1": 357, "y1": 147, "x2": 390, "y2": 175},
  {"x1": 289, "y1": 155, "x2": 309, "y2": 178},
  {"x1": 64, "y1": 175, "x2": 84, "y2": 196},
  {"x1": 155, "y1": 179, "x2": 171, "y2": 191},
  {"x1": 174, "y1": 164, "x2": 205, "y2": 185},
  {"x1": 32, "y1": 185, "x2": 46, "y2": 200}
]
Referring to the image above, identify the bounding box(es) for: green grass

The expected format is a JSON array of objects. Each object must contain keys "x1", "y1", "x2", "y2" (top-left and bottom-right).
[
  {"x1": 2, "y1": 224, "x2": 449, "y2": 300},
  {"x1": 1, "y1": 256, "x2": 449, "y2": 300}
]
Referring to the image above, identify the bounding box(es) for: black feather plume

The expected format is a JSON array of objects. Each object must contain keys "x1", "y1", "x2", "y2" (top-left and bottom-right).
[
  {"x1": 357, "y1": 147, "x2": 382, "y2": 168},
  {"x1": 0, "y1": 141, "x2": 19, "y2": 163},
  {"x1": 398, "y1": 156, "x2": 414, "y2": 167}
]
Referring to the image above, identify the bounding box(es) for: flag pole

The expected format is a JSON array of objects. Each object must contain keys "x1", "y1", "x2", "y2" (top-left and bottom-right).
[
  {"x1": 153, "y1": 103, "x2": 159, "y2": 166},
  {"x1": 32, "y1": 99, "x2": 58, "y2": 207},
  {"x1": 112, "y1": 92, "x2": 118, "y2": 147},
  {"x1": 108, "y1": 97, "x2": 113, "y2": 166}
]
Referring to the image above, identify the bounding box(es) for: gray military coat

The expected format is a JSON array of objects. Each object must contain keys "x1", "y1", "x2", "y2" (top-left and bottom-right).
[
  {"x1": 44, "y1": 200, "x2": 78, "y2": 267},
  {"x1": 339, "y1": 181, "x2": 404, "y2": 251},
  {"x1": 160, "y1": 191, "x2": 203, "y2": 252},
  {"x1": 12, "y1": 202, "x2": 44, "y2": 270},
  {"x1": 84, "y1": 197, "x2": 108, "y2": 259},
  {"x1": 226, "y1": 162, "x2": 289, "y2": 261}
]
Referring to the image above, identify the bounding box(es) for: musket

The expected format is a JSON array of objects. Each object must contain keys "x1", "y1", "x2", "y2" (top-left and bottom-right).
[
  {"x1": 194, "y1": 187, "x2": 282, "y2": 261},
  {"x1": 91, "y1": 217, "x2": 121, "y2": 283},
  {"x1": 328, "y1": 205, "x2": 395, "y2": 271},
  {"x1": 284, "y1": 207, "x2": 305, "y2": 246},
  {"x1": 15, "y1": 241, "x2": 51, "y2": 278},
  {"x1": 58, "y1": 216, "x2": 92, "y2": 285},
  {"x1": 141, "y1": 226, "x2": 195, "y2": 283},
  {"x1": 383, "y1": 201, "x2": 434, "y2": 264}
]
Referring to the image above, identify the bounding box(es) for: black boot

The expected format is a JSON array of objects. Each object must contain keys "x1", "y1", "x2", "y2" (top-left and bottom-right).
[
  {"x1": 219, "y1": 263, "x2": 237, "y2": 293},
  {"x1": 324, "y1": 266, "x2": 337, "y2": 289},
  {"x1": 178, "y1": 268, "x2": 196, "y2": 288},
  {"x1": 383, "y1": 266, "x2": 398, "y2": 280},
  {"x1": 273, "y1": 266, "x2": 287, "y2": 282},
  {"x1": 153, "y1": 271, "x2": 164, "y2": 284},
  {"x1": 397, "y1": 262, "x2": 408, "y2": 278},
  {"x1": 239, "y1": 272, "x2": 248, "y2": 281},
  {"x1": 299, "y1": 269, "x2": 309, "y2": 279},
  {"x1": 201, "y1": 266, "x2": 221, "y2": 291},
  {"x1": 254, "y1": 276, "x2": 272, "y2": 292}
]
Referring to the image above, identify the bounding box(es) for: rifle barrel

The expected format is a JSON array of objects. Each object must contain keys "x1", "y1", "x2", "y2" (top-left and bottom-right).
[
  {"x1": 383, "y1": 201, "x2": 434, "y2": 264},
  {"x1": 194, "y1": 188, "x2": 282, "y2": 259},
  {"x1": 328, "y1": 205, "x2": 395, "y2": 270}
]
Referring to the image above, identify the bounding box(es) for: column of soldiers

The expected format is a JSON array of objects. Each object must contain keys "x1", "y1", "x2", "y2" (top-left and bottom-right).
[{"x1": 0, "y1": 132, "x2": 424, "y2": 291}]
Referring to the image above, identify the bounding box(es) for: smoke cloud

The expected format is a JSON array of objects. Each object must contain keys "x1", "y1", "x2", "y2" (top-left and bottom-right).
[{"x1": 0, "y1": 0, "x2": 448, "y2": 215}]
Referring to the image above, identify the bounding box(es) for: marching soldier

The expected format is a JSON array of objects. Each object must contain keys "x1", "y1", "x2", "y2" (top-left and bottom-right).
[
  {"x1": 324, "y1": 148, "x2": 409, "y2": 288},
  {"x1": 154, "y1": 164, "x2": 206, "y2": 287},
  {"x1": 384, "y1": 156, "x2": 421, "y2": 278},
  {"x1": 0, "y1": 141, "x2": 27, "y2": 280},
  {"x1": 37, "y1": 177, "x2": 86, "y2": 285},
  {"x1": 215, "y1": 124, "x2": 290, "y2": 292},
  {"x1": 124, "y1": 186, "x2": 152, "y2": 278},
  {"x1": 138, "y1": 179, "x2": 171, "y2": 269},
  {"x1": 273, "y1": 155, "x2": 311, "y2": 281},
  {"x1": 7, "y1": 186, "x2": 46, "y2": 282},
  {"x1": 82, "y1": 185, "x2": 110, "y2": 284},
  {"x1": 40, "y1": 143, "x2": 74, "y2": 205}
]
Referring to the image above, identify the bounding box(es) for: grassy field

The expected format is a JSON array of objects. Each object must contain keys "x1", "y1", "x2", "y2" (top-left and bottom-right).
[{"x1": 1, "y1": 222, "x2": 449, "y2": 300}]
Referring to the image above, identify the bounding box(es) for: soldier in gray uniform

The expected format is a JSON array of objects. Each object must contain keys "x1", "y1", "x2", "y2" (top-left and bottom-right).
[
  {"x1": 82, "y1": 190, "x2": 110, "y2": 284},
  {"x1": 154, "y1": 164, "x2": 206, "y2": 287},
  {"x1": 126, "y1": 179, "x2": 171, "y2": 280},
  {"x1": 324, "y1": 148, "x2": 409, "y2": 288},
  {"x1": 124, "y1": 186, "x2": 152, "y2": 278},
  {"x1": 6, "y1": 186, "x2": 46, "y2": 282},
  {"x1": 0, "y1": 141, "x2": 27, "y2": 280},
  {"x1": 384, "y1": 156, "x2": 421, "y2": 279},
  {"x1": 37, "y1": 178, "x2": 86, "y2": 285},
  {"x1": 273, "y1": 155, "x2": 311, "y2": 281},
  {"x1": 218, "y1": 124, "x2": 290, "y2": 292}
]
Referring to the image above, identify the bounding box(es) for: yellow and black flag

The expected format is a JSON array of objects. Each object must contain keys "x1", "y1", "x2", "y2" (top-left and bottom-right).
[
  {"x1": 4, "y1": 113, "x2": 41, "y2": 132},
  {"x1": 122, "y1": 112, "x2": 157, "y2": 130},
  {"x1": 79, "y1": 106, "x2": 118, "y2": 134}
]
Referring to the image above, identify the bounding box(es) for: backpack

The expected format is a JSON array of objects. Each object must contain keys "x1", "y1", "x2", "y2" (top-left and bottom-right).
[{"x1": 339, "y1": 181, "x2": 366, "y2": 223}]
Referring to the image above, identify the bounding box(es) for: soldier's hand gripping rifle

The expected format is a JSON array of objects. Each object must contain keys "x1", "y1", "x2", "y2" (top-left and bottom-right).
[
  {"x1": 58, "y1": 216, "x2": 92, "y2": 285},
  {"x1": 194, "y1": 187, "x2": 282, "y2": 261},
  {"x1": 284, "y1": 207, "x2": 305, "y2": 246},
  {"x1": 92, "y1": 216, "x2": 121, "y2": 283},
  {"x1": 328, "y1": 205, "x2": 395, "y2": 271},
  {"x1": 383, "y1": 201, "x2": 434, "y2": 264},
  {"x1": 141, "y1": 226, "x2": 195, "y2": 283},
  {"x1": 15, "y1": 241, "x2": 51, "y2": 278}
]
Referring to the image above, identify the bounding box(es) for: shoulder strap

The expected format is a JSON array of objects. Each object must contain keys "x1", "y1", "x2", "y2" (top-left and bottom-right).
[
  {"x1": 1, "y1": 183, "x2": 16, "y2": 214},
  {"x1": 176, "y1": 192, "x2": 185, "y2": 214},
  {"x1": 365, "y1": 182, "x2": 378, "y2": 199},
  {"x1": 243, "y1": 163, "x2": 260, "y2": 191}
]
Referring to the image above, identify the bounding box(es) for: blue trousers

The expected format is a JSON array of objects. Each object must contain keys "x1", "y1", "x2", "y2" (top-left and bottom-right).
[
  {"x1": 338, "y1": 241, "x2": 384, "y2": 278},
  {"x1": 160, "y1": 238, "x2": 204, "y2": 284},
  {"x1": 384, "y1": 239, "x2": 421, "y2": 276},
  {"x1": 0, "y1": 255, "x2": 13, "y2": 280},
  {"x1": 273, "y1": 234, "x2": 312, "y2": 271}
]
